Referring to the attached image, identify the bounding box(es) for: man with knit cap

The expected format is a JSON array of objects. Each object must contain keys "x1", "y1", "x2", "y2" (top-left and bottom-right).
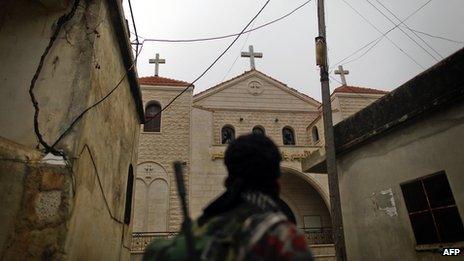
[{"x1": 143, "y1": 133, "x2": 313, "y2": 260}]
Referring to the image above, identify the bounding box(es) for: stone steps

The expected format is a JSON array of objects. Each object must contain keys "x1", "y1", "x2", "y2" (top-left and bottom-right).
[{"x1": 310, "y1": 244, "x2": 336, "y2": 260}]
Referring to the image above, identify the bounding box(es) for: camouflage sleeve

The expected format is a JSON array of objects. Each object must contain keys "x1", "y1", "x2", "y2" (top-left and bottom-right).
[{"x1": 247, "y1": 221, "x2": 313, "y2": 261}]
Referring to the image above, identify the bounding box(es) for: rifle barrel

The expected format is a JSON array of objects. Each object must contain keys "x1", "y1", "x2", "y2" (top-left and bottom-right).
[{"x1": 173, "y1": 161, "x2": 197, "y2": 260}]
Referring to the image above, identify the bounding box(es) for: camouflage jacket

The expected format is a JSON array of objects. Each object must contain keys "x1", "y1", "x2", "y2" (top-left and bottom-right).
[{"x1": 143, "y1": 191, "x2": 313, "y2": 261}]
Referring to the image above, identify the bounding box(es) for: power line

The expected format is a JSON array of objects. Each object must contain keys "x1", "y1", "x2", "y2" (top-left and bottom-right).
[
  {"x1": 51, "y1": 63, "x2": 136, "y2": 148},
  {"x1": 406, "y1": 27, "x2": 464, "y2": 45},
  {"x1": 147, "y1": 0, "x2": 271, "y2": 123},
  {"x1": 138, "y1": 0, "x2": 309, "y2": 43},
  {"x1": 343, "y1": 0, "x2": 425, "y2": 69},
  {"x1": 136, "y1": 0, "x2": 271, "y2": 126},
  {"x1": 372, "y1": 0, "x2": 443, "y2": 59},
  {"x1": 332, "y1": 0, "x2": 434, "y2": 71},
  {"x1": 128, "y1": 0, "x2": 140, "y2": 59},
  {"x1": 51, "y1": 2, "x2": 143, "y2": 149},
  {"x1": 221, "y1": 19, "x2": 258, "y2": 82},
  {"x1": 342, "y1": 37, "x2": 384, "y2": 66},
  {"x1": 365, "y1": 0, "x2": 439, "y2": 61},
  {"x1": 329, "y1": 75, "x2": 343, "y2": 85}
]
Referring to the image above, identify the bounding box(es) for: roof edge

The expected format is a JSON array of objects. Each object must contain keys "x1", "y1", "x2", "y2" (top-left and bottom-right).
[
  {"x1": 333, "y1": 47, "x2": 464, "y2": 154},
  {"x1": 193, "y1": 69, "x2": 321, "y2": 107},
  {"x1": 106, "y1": 0, "x2": 144, "y2": 122}
]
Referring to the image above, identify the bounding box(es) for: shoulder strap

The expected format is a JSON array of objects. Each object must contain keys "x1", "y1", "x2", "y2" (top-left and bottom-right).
[{"x1": 236, "y1": 212, "x2": 288, "y2": 261}]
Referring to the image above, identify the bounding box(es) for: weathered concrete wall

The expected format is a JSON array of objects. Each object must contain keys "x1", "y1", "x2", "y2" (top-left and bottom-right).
[
  {"x1": 135, "y1": 85, "x2": 193, "y2": 232},
  {"x1": 0, "y1": 137, "x2": 73, "y2": 260},
  {"x1": 0, "y1": 0, "x2": 93, "y2": 149},
  {"x1": 63, "y1": 0, "x2": 140, "y2": 260},
  {"x1": 0, "y1": 0, "x2": 141, "y2": 260},
  {"x1": 337, "y1": 102, "x2": 464, "y2": 260}
]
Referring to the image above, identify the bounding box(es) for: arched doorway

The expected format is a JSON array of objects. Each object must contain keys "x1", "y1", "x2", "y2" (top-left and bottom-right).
[{"x1": 279, "y1": 169, "x2": 333, "y2": 244}]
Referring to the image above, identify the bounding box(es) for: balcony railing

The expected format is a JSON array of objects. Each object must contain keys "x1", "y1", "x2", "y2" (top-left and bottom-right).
[
  {"x1": 302, "y1": 227, "x2": 334, "y2": 245},
  {"x1": 131, "y1": 228, "x2": 333, "y2": 253}
]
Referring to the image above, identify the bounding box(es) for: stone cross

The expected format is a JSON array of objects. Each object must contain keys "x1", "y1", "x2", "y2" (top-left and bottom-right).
[
  {"x1": 334, "y1": 65, "x2": 349, "y2": 86},
  {"x1": 241, "y1": 45, "x2": 263, "y2": 70},
  {"x1": 149, "y1": 53, "x2": 166, "y2": 76}
]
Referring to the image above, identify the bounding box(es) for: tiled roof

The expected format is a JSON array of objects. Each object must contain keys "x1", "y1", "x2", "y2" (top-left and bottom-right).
[
  {"x1": 139, "y1": 76, "x2": 191, "y2": 87},
  {"x1": 193, "y1": 69, "x2": 321, "y2": 105},
  {"x1": 333, "y1": 85, "x2": 389, "y2": 95}
]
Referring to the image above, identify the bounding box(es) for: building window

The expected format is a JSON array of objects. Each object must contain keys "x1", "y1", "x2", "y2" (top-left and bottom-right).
[
  {"x1": 252, "y1": 126, "x2": 265, "y2": 136},
  {"x1": 282, "y1": 126, "x2": 296, "y2": 145},
  {"x1": 144, "y1": 101, "x2": 161, "y2": 132},
  {"x1": 124, "y1": 165, "x2": 134, "y2": 224},
  {"x1": 221, "y1": 125, "x2": 235, "y2": 144},
  {"x1": 400, "y1": 171, "x2": 464, "y2": 245},
  {"x1": 312, "y1": 126, "x2": 320, "y2": 144}
]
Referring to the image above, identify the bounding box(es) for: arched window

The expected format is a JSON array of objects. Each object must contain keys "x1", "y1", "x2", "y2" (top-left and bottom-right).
[
  {"x1": 221, "y1": 125, "x2": 235, "y2": 144},
  {"x1": 252, "y1": 126, "x2": 265, "y2": 136},
  {"x1": 133, "y1": 162, "x2": 169, "y2": 232},
  {"x1": 144, "y1": 102, "x2": 161, "y2": 132},
  {"x1": 282, "y1": 126, "x2": 296, "y2": 145},
  {"x1": 124, "y1": 165, "x2": 134, "y2": 224},
  {"x1": 312, "y1": 126, "x2": 320, "y2": 144}
]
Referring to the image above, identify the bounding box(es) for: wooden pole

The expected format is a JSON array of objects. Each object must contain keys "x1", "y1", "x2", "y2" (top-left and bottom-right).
[{"x1": 316, "y1": 0, "x2": 347, "y2": 260}]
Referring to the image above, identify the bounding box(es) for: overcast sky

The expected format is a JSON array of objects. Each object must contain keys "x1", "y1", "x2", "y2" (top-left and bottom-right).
[{"x1": 123, "y1": 0, "x2": 464, "y2": 101}]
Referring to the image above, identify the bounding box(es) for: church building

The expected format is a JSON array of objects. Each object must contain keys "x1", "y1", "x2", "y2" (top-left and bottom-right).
[{"x1": 130, "y1": 48, "x2": 388, "y2": 260}]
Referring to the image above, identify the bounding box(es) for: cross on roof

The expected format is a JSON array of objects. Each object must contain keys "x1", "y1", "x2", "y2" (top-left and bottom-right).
[
  {"x1": 334, "y1": 65, "x2": 349, "y2": 86},
  {"x1": 149, "y1": 53, "x2": 166, "y2": 76},
  {"x1": 241, "y1": 45, "x2": 263, "y2": 70}
]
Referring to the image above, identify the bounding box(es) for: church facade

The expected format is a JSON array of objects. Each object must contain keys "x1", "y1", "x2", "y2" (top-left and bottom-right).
[{"x1": 130, "y1": 64, "x2": 387, "y2": 259}]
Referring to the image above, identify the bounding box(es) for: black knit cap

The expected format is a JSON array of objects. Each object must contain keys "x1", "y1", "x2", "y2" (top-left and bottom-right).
[
  {"x1": 199, "y1": 133, "x2": 282, "y2": 223},
  {"x1": 224, "y1": 133, "x2": 281, "y2": 189}
]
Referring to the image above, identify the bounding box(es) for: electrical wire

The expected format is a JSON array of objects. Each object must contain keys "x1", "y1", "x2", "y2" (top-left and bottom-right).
[
  {"x1": 138, "y1": 0, "x2": 309, "y2": 43},
  {"x1": 51, "y1": 63, "x2": 135, "y2": 148},
  {"x1": 51, "y1": 0, "x2": 143, "y2": 149},
  {"x1": 406, "y1": 27, "x2": 464, "y2": 45},
  {"x1": 128, "y1": 0, "x2": 140, "y2": 59},
  {"x1": 221, "y1": 19, "x2": 258, "y2": 82},
  {"x1": 144, "y1": 0, "x2": 272, "y2": 125},
  {"x1": 335, "y1": 0, "x2": 429, "y2": 70},
  {"x1": 365, "y1": 0, "x2": 439, "y2": 61},
  {"x1": 373, "y1": 0, "x2": 443, "y2": 59},
  {"x1": 342, "y1": 37, "x2": 384, "y2": 66}
]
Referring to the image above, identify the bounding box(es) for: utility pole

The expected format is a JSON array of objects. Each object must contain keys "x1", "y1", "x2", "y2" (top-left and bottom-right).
[{"x1": 315, "y1": 0, "x2": 347, "y2": 260}]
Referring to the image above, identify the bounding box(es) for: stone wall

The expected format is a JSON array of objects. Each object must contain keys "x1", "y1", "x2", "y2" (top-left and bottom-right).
[
  {"x1": 0, "y1": 137, "x2": 72, "y2": 260},
  {"x1": 212, "y1": 110, "x2": 319, "y2": 146},
  {"x1": 135, "y1": 86, "x2": 193, "y2": 231},
  {"x1": 190, "y1": 106, "x2": 330, "y2": 220}
]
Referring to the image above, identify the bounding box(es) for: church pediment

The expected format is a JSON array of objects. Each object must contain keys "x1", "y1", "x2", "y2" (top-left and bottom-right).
[{"x1": 193, "y1": 70, "x2": 320, "y2": 112}]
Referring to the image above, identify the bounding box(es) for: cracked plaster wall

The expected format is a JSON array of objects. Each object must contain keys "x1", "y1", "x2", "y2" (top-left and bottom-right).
[{"x1": 0, "y1": 0, "x2": 140, "y2": 260}]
